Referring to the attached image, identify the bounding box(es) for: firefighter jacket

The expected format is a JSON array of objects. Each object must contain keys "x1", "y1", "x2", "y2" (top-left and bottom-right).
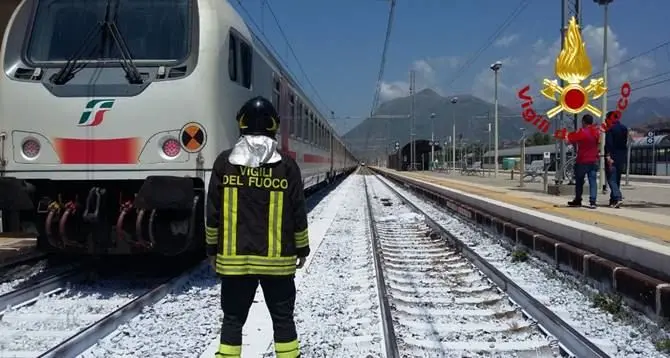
[{"x1": 205, "y1": 149, "x2": 310, "y2": 276}]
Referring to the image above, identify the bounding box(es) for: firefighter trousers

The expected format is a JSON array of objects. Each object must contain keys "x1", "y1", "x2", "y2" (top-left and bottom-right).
[{"x1": 216, "y1": 275, "x2": 300, "y2": 358}]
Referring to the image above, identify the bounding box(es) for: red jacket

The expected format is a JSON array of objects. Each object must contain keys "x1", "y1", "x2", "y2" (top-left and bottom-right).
[{"x1": 567, "y1": 125, "x2": 600, "y2": 164}]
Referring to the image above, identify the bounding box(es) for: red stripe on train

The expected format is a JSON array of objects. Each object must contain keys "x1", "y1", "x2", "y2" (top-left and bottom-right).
[
  {"x1": 54, "y1": 138, "x2": 140, "y2": 164},
  {"x1": 303, "y1": 154, "x2": 330, "y2": 163}
]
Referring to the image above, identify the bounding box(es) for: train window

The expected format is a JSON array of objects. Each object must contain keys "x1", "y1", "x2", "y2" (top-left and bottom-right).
[
  {"x1": 296, "y1": 102, "x2": 302, "y2": 138},
  {"x1": 272, "y1": 77, "x2": 280, "y2": 108},
  {"x1": 312, "y1": 115, "x2": 317, "y2": 144},
  {"x1": 289, "y1": 95, "x2": 296, "y2": 135},
  {"x1": 27, "y1": 0, "x2": 191, "y2": 62},
  {"x1": 307, "y1": 111, "x2": 313, "y2": 142},
  {"x1": 228, "y1": 34, "x2": 238, "y2": 82},
  {"x1": 303, "y1": 108, "x2": 308, "y2": 140},
  {"x1": 240, "y1": 41, "x2": 252, "y2": 88}
]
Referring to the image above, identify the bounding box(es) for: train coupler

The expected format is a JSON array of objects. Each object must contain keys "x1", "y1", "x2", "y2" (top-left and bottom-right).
[
  {"x1": 83, "y1": 187, "x2": 106, "y2": 223},
  {"x1": 134, "y1": 176, "x2": 199, "y2": 256},
  {"x1": 59, "y1": 199, "x2": 85, "y2": 248}
]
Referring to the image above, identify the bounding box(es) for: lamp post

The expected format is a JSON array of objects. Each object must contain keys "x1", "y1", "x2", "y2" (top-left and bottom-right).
[
  {"x1": 450, "y1": 97, "x2": 458, "y2": 171},
  {"x1": 594, "y1": 0, "x2": 613, "y2": 193},
  {"x1": 430, "y1": 112, "x2": 436, "y2": 165},
  {"x1": 490, "y1": 61, "x2": 502, "y2": 177},
  {"x1": 487, "y1": 123, "x2": 492, "y2": 173}
]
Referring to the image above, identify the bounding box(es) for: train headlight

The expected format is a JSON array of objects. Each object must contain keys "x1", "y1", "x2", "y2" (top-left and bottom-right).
[
  {"x1": 161, "y1": 137, "x2": 181, "y2": 158},
  {"x1": 21, "y1": 138, "x2": 41, "y2": 159}
]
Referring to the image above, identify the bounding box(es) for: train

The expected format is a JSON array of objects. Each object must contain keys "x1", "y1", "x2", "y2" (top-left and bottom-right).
[{"x1": 0, "y1": 0, "x2": 357, "y2": 256}]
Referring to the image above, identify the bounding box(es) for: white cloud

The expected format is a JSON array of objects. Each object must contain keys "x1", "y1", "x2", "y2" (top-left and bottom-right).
[
  {"x1": 378, "y1": 56, "x2": 461, "y2": 102},
  {"x1": 471, "y1": 24, "x2": 657, "y2": 109},
  {"x1": 494, "y1": 34, "x2": 519, "y2": 48},
  {"x1": 378, "y1": 24, "x2": 659, "y2": 114}
]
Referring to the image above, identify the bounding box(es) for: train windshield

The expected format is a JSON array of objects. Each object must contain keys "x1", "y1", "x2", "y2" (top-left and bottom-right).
[{"x1": 26, "y1": 0, "x2": 191, "y2": 63}]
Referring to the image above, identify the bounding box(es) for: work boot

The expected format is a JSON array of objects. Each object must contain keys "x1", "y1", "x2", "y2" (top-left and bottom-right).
[{"x1": 567, "y1": 199, "x2": 581, "y2": 207}]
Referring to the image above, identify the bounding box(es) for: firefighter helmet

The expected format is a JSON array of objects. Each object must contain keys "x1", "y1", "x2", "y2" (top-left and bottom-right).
[{"x1": 236, "y1": 96, "x2": 280, "y2": 137}]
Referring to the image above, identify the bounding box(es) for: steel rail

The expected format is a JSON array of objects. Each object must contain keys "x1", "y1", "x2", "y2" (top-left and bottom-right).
[
  {"x1": 38, "y1": 260, "x2": 205, "y2": 358},
  {"x1": 371, "y1": 171, "x2": 610, "y2": 358},
  {"x1": 362, "y1": 172, "x2": 400, "y2": 358},
  {"x1": 0, "y1": 268, "x2": 83, "y2": 310}
]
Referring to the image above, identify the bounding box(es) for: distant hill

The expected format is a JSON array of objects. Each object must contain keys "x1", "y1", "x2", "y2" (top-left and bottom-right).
[
  {"x1": 343, "y1": 89, "x2": 546, "y2": 158},
  {"x1": 342, "y1": 89, "x2": 670, "y2": 158}
]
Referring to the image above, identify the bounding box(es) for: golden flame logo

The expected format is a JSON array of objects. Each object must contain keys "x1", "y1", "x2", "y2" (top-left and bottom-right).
[{"x1": 540, "y1": 16, "x2": 606, "y2": 118}]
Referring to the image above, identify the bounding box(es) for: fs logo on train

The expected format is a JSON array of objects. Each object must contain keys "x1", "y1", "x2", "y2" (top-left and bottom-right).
[
  {"x1": 517, "y1": 16, "x2": 631, "y2": 134},
  {"x1": 78, "y1": 99, "x2": 115, "y2": 127}
]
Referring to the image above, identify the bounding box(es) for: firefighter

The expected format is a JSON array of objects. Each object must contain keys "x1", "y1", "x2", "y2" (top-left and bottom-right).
[{"x1": 205, "y1": 96, "x2": 310, "y2": 358}]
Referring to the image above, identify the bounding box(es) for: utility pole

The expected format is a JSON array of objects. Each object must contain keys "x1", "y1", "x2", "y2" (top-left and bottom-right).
[
  {"x1": 557, "y1": 0, "x2": 582, "y2": 185},
  {"x1": 430, "y1": 112, "x2": 436, "y2": 165},
  {"x1": 595, "y1": 0, "x2": 613, "y2": 193},
  {"x1": 409, "y1": 70, "x2": 416, "y2": 170}
]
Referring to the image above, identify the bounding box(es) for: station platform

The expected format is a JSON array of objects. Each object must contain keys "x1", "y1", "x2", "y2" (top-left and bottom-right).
[
  {"x1": 373, "y1": 167, "x2": 670, "y2": 280},
  {"x1": 0, "y1": 237, "x2": 38, "y2": 269},
  {"x1": 396, "y1": 170, "x2": 670, "y2": 242}
]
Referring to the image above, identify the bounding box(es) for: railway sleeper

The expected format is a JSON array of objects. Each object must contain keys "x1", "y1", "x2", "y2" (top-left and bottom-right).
[{"x1": 374, "y1": 168, "x2": 670, "y2": 321}]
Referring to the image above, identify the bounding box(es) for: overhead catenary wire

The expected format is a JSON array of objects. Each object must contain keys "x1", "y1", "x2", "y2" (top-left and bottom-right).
[
  {"x1": 370, "y1": 0, "x2": 397, "y2": 116},
  {"x1": 263, "y1": 1, "x2": 332, "y2": 115},
  {"x1": 364, "y1": 0, "x2": 397, "y2": 159},
  {"x1": 233, "y1": 0, "x2": 332, "y2": 118},
  {"x1": 443, "y1": 0, "x2": 531, "y2": 89},
  {"x1": 592, "y1": 40, "x2": 670, "y2": 77}
]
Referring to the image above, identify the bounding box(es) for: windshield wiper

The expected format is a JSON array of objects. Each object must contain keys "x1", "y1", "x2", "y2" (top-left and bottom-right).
[
  {"x1": 51, "y1": 22, "x2": 104, "y2": 85},
  {"x1": 106, "y1": 0, "x2": 143, "y2": 84},
  {"x1": 104, "y1": 21, "x2": 143, "y2": 84},
  {"x1": 51, "y1": 0, "x2": 143, "y2": 85}
]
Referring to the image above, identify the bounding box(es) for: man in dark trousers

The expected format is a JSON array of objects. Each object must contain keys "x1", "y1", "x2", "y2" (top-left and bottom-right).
[
  {"x1": 205, "y1": 96, "x2": 310, "y2": 358},
  {"x1": 604, "y1": 110, "x2": 628, "y2": 208},
  {"x1": 557, "y1": 114, "x2": 601, "y2": 209}
]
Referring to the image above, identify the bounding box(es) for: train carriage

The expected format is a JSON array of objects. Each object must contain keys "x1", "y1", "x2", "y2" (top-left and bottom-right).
[{"x1": 0, "y1": 0, "x2": 357, "y2": 256}]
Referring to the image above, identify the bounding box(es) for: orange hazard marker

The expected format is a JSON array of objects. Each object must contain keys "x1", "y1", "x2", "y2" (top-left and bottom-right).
[{"x1": 180, "y1": 122, "x2": 207, "y2": 153}]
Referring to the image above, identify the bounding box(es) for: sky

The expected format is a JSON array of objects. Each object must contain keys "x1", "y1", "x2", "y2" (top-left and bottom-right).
[{"x1": 231, "y1": 0, "x2": 670, "y2": 134}]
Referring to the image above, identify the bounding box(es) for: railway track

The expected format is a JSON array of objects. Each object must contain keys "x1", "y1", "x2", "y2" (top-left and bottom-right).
[
  {"x1": 0, "y1": 259, "x2": 202, "y2": 357},
  {"x1": 363, "y1": 171, "x2": 609, "y2": 358}
]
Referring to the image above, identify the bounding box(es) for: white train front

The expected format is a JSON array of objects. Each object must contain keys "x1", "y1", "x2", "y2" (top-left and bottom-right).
[{"x1": 0, "y1": 0, "x2": 357, "y2": 256}]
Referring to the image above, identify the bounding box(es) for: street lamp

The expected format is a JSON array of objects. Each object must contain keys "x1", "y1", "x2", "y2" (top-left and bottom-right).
[
  {"x1": 490, "y1": 61, "x2": 502, "y2": 177},
  {"x1": 594, "y1": 0, "x2": 613, "y2": 193},
  {"x1": 430, "y1": 112, "x2": 436, "y2": 165},
  {"x1": 450, "y1": 97, "x2": 458, "y2": 171},
  {"x1": 487, "y1": 122, "x2": 492, "y2": 168}
]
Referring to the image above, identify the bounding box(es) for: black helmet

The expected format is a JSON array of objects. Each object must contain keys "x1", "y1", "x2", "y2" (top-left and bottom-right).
[{"x1": 236, "y1": 96, "x2": 280, "y2": 138}]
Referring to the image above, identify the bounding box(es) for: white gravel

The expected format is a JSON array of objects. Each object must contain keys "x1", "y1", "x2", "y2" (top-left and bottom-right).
[
  {"x1": 79, "y1": 175, "x2": 360, "y2": 358},
  {"x1": 0, "y1": 278, "x2": 147, "y2": 356},
  {"x1": 79, "y1": 265, "x2": 220, "y2": 358},
  {"x1": 294, "y1": 174, "x2": 383, "y2": 357},
  {"x1": 367, "y1": 176, "x2": 557, "y2": 357},
  {"x1": 378, "y1": 174, "x2": 667, "y2": 358},
  {"x1": 0, "y1": 259, "x2": 50, "y2": 295}
]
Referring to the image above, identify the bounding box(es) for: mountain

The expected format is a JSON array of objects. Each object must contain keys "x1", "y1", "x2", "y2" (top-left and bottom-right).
[
  {"x1": 622, "y1": 96, "x2": 670, "y2": 126},
  {"x1": 343, "y1": 89, "x2": 539, "y2": 157},
  {"x1": 342, "y1": 89, "x2": 670, "y2": 158}
]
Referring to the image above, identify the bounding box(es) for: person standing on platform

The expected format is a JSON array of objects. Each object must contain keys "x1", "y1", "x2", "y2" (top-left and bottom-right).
[
  {"x1": 556, "y1": 114, "x2": 600, "y2": 209},
  {"x1": 205, "y1": 96, "x2": 310, "y2": 358},
  {"x1": 604, "y1": 110, "x2": 628, "y2": 208}
]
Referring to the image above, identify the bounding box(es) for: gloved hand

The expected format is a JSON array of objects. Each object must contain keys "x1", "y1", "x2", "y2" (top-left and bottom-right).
[{"x1": 296, "y1": 257, "x2": 306, "y2": 269}]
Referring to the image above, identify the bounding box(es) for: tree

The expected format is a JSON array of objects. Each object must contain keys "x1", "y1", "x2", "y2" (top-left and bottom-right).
[{"x1": 527, "y1": 132, "x2": 552, "y2": 146}]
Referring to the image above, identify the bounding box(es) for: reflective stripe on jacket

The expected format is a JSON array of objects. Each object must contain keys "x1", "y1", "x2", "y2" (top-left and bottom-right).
[{"x1": 205, "y1": 149, "x2": 310, "y2": 276}]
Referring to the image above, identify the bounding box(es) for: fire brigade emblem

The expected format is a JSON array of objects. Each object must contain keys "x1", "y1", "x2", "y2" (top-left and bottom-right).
[{"x1": 541, "y1": 16, "x2": 607, "y2": 118}]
